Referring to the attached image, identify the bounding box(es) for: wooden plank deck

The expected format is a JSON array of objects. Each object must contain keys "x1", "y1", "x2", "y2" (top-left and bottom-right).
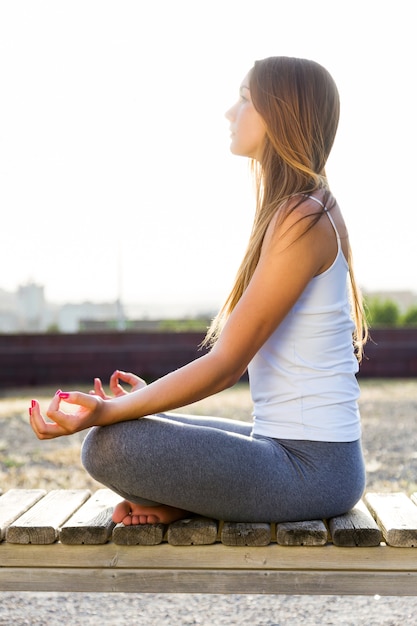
[{"x1": 0, "y1": 489, "x2": 416, "y2": 595}]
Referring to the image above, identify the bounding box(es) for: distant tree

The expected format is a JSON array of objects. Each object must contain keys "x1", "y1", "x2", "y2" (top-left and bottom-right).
[
  {"x1": 159, "y1": 318, "x2": 209, "y2": 332},
  {"x1": 365, "y1": 298, "x2": 400, "y2": 327},
  {"x1": 46, "y1": 323, "x2": 60, "y2": 333},
  {"x1": 402, "y1": 306, "x2": 417, "y2": 326}
]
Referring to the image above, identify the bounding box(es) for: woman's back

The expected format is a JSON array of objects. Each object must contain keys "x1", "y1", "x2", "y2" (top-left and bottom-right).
[{"x1": 249, "y1": 203, "x2": 361, "y2": 443}]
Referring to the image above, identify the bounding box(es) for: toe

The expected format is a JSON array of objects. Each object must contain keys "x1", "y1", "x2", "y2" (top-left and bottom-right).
[{"x1": 112, "y1": 500, "x2": 131, "y2": 523}]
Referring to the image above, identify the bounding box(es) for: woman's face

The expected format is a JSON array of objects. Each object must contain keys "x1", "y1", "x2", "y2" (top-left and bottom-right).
[{"x1": 225, "y1": 71, "x2": 266, "y2": 160}]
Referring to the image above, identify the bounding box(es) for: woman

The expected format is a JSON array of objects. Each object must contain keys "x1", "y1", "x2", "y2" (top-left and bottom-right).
[{"x1": 30, "y1": 56, "x2": 368, "y2": 525}]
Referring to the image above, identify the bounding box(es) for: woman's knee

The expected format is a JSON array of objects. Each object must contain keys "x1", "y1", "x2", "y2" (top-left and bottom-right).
[
  {"x1": 81, "y1": 426, "x2": 110, "y2": 480},
  {"x1": 81, "y1": 420, "x2": 147, "y2": 483}
]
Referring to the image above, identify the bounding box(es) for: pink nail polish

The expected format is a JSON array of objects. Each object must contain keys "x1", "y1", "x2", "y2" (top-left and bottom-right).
[
  {"x1": 55, "y1": 389, "x2": 62, "y2": 396},
  {"x1": 31, "y1": 400, "x2": 36, "y2": 408},
  {"x1": 59, "y1": 392, "x2": 70, "y2": 399}
]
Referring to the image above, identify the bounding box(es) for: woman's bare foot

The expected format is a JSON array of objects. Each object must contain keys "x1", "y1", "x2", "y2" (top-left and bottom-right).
[{"x1": 112, "y1": 499, "x2": 190, "y2": 525}]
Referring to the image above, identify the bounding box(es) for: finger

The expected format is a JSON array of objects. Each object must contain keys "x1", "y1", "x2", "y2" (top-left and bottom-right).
[
  {"x1": 109, "y1": 370, "x2": 126, "y2": 397},
  {"x1": 117, "y1": 370, "x2": 147, "y2": 390},
  {"x1": 48, "y1": 389, "x2": 63, "y2": 412},
  {"x1": 93, "y1": 378, "x2": 108, "y2": 399},
  {"x1": 46, "y1": 391, "x2": 99, "y2": 428},
  {"x1": 29, "y1": 400, "x2": 67, "y2": 440},
  {"x1": 48, "y1": 389, "x2": 77, "y2": 412},
  {"x1": 56, "y1": 390, "x2": 99, "y2": 409}
]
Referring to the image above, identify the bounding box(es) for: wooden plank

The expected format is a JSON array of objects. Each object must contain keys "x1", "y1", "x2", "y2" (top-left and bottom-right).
[
  {"x1": 167, "y1": 517, "x2": 218, "y2": 545},
  {"x1": 0, "y1": 489, "x2": 46, "y2": 540},
  {"x1": 220, "y1": 522, "x2": 272, "y2": 546},
  {"x1": 0, "y1": 567, "x2": 416, "y2": 595},
  {"x1": 329, "y1": 500, "x2": 382, "y2": 547},
  {"x1": 276, "y1": 519, "x2": 328, "y2": 546},
  {"x1": 365, "y1": 492, "x2": 417, "y2": 547},
  {"x1": 112, "y1": 523, "x2": 165, "y2": 545},
  {"x1": 6, "y1": 489, "x2": 91, "y2": 545},
  {"x1": 1, "y1": 541, "x2": 417, "y2": 571},
  {"x1": 60, "y1": 489, "x2": 122, "y2": 545}
]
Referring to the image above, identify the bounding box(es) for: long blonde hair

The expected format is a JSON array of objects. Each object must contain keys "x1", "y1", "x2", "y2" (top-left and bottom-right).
[{"x1": 204, "y1": 57, "x2": 367, "y2": 360}]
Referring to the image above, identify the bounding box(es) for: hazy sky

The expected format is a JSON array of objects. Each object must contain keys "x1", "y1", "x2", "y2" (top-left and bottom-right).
[{"x1": 0, "y1": 0, "x2": 415, "y2": 313}]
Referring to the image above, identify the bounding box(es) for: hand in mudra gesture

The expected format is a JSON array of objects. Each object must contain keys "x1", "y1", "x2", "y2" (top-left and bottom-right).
[
  {"x1": 91, "y1": 369, "x2": 147, "y2": 398},
  {"x1": 29, "y1": 370, "x2": 147, "y2": 440}
]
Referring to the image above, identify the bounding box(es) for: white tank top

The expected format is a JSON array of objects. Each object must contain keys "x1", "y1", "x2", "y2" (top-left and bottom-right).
[{"x1": 249, "y1": 198, "x2": 361, "y2": 442}]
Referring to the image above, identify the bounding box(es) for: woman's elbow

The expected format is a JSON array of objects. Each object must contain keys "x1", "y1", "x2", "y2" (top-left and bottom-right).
[
  {"x1": 217, "y1": 370, "x2": 242, "y2": 391},
  {"x1": 207, "y1": 351, "x2": 247, "y2": 390}
]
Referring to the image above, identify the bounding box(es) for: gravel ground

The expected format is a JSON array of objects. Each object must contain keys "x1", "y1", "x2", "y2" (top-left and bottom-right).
[
  {"x1": 1, "y1": 379, "x2": 417, "y2": 625},
  {"x1": 1, "y1": 592, "x2": 417, "y2": 625}
]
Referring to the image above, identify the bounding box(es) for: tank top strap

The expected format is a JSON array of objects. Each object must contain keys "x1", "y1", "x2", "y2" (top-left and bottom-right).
[{"x1": 307, "y1": 194, "x2": 341, "y2": 244}]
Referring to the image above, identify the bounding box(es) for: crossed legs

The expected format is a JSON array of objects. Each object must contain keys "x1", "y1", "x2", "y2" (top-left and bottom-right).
[{"x1": 81, "y1": 412, "x2": 365, "y2": 525}]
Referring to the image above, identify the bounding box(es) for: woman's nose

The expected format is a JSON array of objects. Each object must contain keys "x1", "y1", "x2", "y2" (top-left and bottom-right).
[{"x1": 225, "y1": 105, "x2": 235, "y2": 121}]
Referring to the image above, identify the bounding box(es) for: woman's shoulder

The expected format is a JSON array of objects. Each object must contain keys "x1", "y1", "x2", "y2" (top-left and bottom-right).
[
  {"x1": 270, "y1": 192, "x2": 328, "y2": 236},
  {"x1": 262, "y1": 190, "x2": 346, "y2": 266}
]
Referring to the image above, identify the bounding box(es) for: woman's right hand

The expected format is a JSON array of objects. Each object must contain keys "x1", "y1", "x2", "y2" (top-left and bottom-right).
[
  {"x1": 29, "y1": 390, "x2": 107, "y2": 440},
  {"x1": 29, "y1": 371, "x2": 147, "y2": 440}
]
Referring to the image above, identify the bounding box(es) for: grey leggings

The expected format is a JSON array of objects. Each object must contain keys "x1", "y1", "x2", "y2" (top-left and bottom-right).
[{"x1": 81, "y1": 413, "x2": 366, "y2": 523}]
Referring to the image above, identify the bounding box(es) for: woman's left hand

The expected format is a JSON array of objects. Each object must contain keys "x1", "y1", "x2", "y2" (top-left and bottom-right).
[{"x1": 92, "y1": 370, "x2": 147, "y2": 399}]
